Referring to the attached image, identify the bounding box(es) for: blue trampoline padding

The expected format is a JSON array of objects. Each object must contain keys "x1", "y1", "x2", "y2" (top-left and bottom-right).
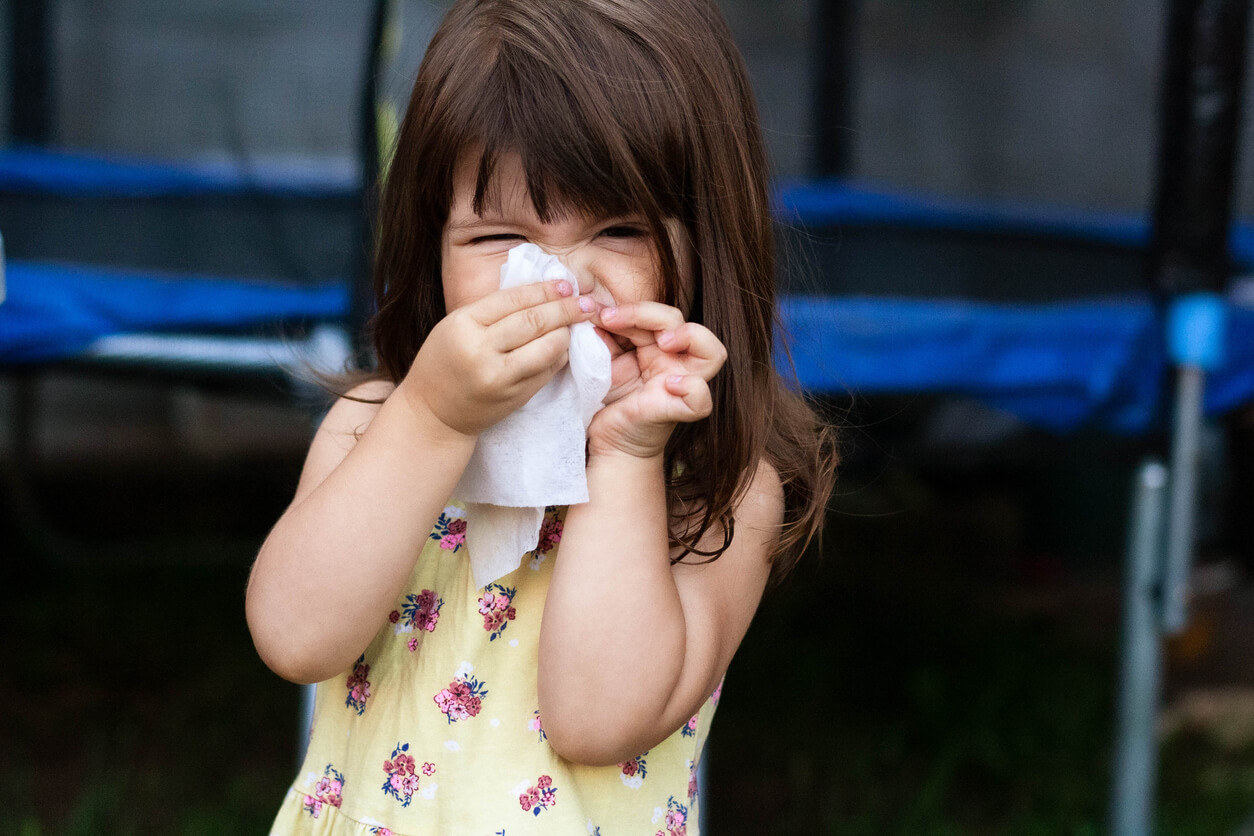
[
  {"x1": 0, "y1": 260, "x2": 348, "y2": 364},
  {"x1": 780, "y1": 295, "x2": 1254, "y2": 434},
  {"x1": 0, "y1": 146, "x2": 358, "y2": 199},
  {"x1": 773, "y1": 179, "x2": 1254, "y2": 269},
  {"x1": 6, "y1": 263, "x2": 1254, "y2": 435}
]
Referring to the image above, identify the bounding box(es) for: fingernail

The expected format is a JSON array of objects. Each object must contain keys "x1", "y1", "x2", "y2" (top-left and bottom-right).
[
  {"x1": 667, "y1": 375, "x2": 684, "y2": 385},
  {"x1": 658, "y1": 330, "x2": 674, "y2": 345},
  {"x1": 602, "y1": 306, "x2": 617, "y2": 321},
  {"x1": 579, "y1": 297, "x2": 595, "y2": 313},
  {"x1": 555, "y1": 280, "x2": 573, "y2": 296}
]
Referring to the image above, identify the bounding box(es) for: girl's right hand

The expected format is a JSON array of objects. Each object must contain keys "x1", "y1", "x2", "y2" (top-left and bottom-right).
[{"x1": 397, "y1": 279, "x2": 597, "y2": 437}]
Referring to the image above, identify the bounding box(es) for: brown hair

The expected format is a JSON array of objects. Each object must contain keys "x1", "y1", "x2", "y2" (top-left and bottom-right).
[{"x1": 370, "y1": 0, "x2": 835, "y2": 584}]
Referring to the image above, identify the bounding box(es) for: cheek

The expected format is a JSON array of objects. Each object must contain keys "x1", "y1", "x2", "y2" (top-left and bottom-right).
[
  {"x1": 441, "y1": 255, "x2": 504, "y2": 312},
  {"x1": 584, "y1": 256, "x2": 661, "y2": 307}
]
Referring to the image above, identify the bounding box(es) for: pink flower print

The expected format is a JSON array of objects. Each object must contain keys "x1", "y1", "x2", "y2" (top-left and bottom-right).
[
  {"x1": 386, "y1": 752, "x2": 414, "y2": 775},
  {"x1": 388, "y1": 610, "x2": 400, "y2": 623},
  {"x1": 657, "y1": 796, "x2": 689, "y2": 836},
  {"x1": 619, "y1": 752, "x2": 648, "y2": 788},
  {"x1": 433, "y1": 673, "x2": 488, "y2": 723},
  {"x1": 681, "y1": 714, "x2": 698, "y2": 738},
  {"x1": 688, "y1": 759, "x2": 698, "y2": 802},
  {"x1": 431, "y1": 511, "x2": 466, "y2": 551},
  {"x1": 528, "y1": 710, "x2": 547, "y2": 742},
  {"x1": 478, "y1": 584, "x2": 517, "y2": 641},
  {"x1": 399, "y1": 589, "x2": 443, "y2": 638},
  {"x1": 408, "y1": 637, "x2": 418, "y2": 652},
  {"x1": 519, "y1": 775, "x2": 557, "y2": 815},
  {"x1": 710, "y1": 677, "x2": 723, "y2": 706},
  {"x1": 528, "y1": 510, "x2": 564, "y2": 569},
  {"x1": 536, "y1": 514, "x2": 563, "y2": 553},
  {"x1": 381, "y1": 743, "x2": 431, "y2": 807},
  {"x1": 345, "y1": 656, "x2": 372, "y2": 715},
  {"x1": 303, "y1": 765, "x2": 345, "y2": 818}
]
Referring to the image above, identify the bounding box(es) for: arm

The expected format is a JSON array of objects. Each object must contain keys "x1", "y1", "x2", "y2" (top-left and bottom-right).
[
  {"x1": 537, "y1": 303, "x2": 778, "y2": 765},
  {"x1": 246, "y1": 279, "x2": 595, "y2": 684},
  {"x1": 245, "y1": 383, "x2": 475, "y2": 684},
  {"x1": 539, "y1": 455, "x2": 779, "y2": 765}
]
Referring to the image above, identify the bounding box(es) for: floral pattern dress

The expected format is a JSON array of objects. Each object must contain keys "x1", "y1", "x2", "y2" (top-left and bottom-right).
[{"x1": 268, "y1": 504, "x2": 718, "y2": 836}]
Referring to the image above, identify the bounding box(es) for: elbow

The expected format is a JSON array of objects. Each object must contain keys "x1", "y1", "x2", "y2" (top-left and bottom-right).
[
  {"x1": 539, "y1": 705, "x2": 658, "y2": 767},
  {"x1": 544, "y1": 723, "x2": 634, "y2": 767},
  {"x1": 251, "y1": 637, "x2": 336, "y2": 686},
  {"x1": 246, "y1": 595, "x2": 349, "y2": 685}
]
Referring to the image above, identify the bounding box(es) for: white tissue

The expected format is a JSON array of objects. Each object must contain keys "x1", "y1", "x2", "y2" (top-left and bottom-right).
[{"x1": 452, "y1": 244, "x2": 612, "y2": 587}]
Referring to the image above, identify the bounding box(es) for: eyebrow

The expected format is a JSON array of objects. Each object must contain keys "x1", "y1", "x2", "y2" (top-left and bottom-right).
[
  {"x1": 445, "y1": 215, "x2": 511, "y2": 231},
  {"x1": 445, "y1": 211, "x2": 648, "y2": 233}
]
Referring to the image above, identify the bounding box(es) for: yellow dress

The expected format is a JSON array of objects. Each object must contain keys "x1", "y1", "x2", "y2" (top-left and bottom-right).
[{"x1": 268, "y1": 504, "x2": 718, "y2": 836}]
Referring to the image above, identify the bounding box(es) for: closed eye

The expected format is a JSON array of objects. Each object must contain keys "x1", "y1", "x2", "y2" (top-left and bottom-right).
[
  {"x1": 471, "y1": 233, "x2": 526, "y2": 244},
  {"x1": 599, "y1": 225, "x2": 648, "y2": 239}
]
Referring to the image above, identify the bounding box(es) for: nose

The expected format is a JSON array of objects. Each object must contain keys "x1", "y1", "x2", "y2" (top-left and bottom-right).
[{"x1": 557, "y1": 247, "x2": 615, "y2": 306}]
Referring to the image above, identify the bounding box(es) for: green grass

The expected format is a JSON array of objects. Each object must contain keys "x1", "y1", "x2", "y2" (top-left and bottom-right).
[{"x1": 1, "y1": 556, "x2": 298, "y2": 836}]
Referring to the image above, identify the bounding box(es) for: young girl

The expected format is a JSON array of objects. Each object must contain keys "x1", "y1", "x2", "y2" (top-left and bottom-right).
[{"x1": 247, "y1": 0, "x2": 835, "y2": 832}]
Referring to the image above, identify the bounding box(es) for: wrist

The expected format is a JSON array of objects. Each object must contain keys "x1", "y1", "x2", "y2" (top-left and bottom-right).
[
  {"x1": 392, "y1": 381, "x2": 480, "y2": 451},
  {"x1": 587, "y1": 414, "x2": 675, "y2": 461},
  {"x1": 586, "y1": 444, "x2": 665, "y2": 473}
]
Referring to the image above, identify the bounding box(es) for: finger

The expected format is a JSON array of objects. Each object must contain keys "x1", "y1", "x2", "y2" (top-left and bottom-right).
[
  {"x1": 491, "y1": 295, "x2": 597, "y2": 352},
  {"x1": 502, "y1": 326, "x2": 572, "y2": 381},
  {"x1": 504, "y1": 353, "x2": 572, "y2": 407},
  {"x1": 597, "y1": 302, "x2": 685, "y2": 346},
  {"x1": 468, "y1": 279, "x2": 578, "y2": 326},
  {"x1": 592, "y1": 325, "x2": 630, "y2": 360},
  {"x1": 601, "y1": 351, "x2": 644, "y2": 406},
  {"x1": 661, "y1": 374, "x2": 714, "y2": 421},
  {"x1": 655, "y1": 323, "x2": 728, "y2": 377}
]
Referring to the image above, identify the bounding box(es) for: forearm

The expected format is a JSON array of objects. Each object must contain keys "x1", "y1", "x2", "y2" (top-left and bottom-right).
[
  {"x1": 537, "y1": 450, "x2": 690, "y2": 763},
  {"x1": 247, "y1": 394, "x2": 476, "y2": 683}
]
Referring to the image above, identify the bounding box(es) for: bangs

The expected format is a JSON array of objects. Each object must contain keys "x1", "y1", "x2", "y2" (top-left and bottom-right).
[{"x1": 436, "y1": 15, "x2": 689, "y2": 224}]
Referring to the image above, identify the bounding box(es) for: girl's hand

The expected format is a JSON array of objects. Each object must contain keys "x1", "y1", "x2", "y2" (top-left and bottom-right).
[
  {"x1": 399, "y1": 280, "x2": 597, "y2": 436},
  {"x1": 590, "y1": 302, "x2": 727, "y2": 458}
]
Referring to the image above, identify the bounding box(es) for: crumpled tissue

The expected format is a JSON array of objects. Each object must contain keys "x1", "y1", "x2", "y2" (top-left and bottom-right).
[{"x1": 452, "y1": 243, "x2": 612, "y2": 587}]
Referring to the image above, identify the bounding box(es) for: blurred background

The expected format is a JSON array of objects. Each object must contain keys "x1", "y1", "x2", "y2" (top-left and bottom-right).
[{"x1": 4, "y1": 0, "x2": 1254, "y2": 833}]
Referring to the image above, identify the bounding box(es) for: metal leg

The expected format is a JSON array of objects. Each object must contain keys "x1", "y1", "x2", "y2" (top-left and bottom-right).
[
  {"x1": 297, "y1": 683, "x2": 317, "y2": 765},
  {"x1": 1162, "y1": 366, "x2": 1206, "y2": 634},
  {"x1": 1111, "y1": 460, "x2": 1169, "y2": 836}
]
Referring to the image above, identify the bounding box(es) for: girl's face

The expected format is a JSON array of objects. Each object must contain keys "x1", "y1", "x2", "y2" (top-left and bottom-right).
[{"x1": 442, "y1": 153, "x2": 687, "y2": 351}]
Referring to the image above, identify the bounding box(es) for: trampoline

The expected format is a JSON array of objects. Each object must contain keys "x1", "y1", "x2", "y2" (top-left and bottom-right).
[
  {"x1": 5, "y1": 153, "x2": 1254, "y2": 432},
  {"x1": 3, "y1": 1, "x2": 1253, "y2": 834}
]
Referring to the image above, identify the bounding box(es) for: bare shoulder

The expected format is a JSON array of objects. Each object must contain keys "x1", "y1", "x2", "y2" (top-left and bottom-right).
[
  {"x1": 737, "y1": 459, "x2": 785, "y2": 537},
  {"x1": 291, "y1": 378, "x2": 396, "y2": 504},
  {"x1": 674, "y1": 459, "x2": 784, "y2": 571},
  {"x1": 666, "y1": 459, "x2": 782, "y2": 710}
]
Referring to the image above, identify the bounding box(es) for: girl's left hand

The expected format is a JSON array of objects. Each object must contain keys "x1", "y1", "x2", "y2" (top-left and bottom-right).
[{"x1": 590, "y1": 302, "x2": 727, "y2": 459}]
